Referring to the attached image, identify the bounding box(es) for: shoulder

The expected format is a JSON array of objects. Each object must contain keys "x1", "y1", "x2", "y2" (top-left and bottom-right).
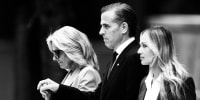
[
  {"x1": 183, "y1": 77, "x2": 195, "y2": 84},
  {"x1": 78, "y1": 65, "x2": 101, "y2": 80},
  {"x1": 163, "y1": 76, "x2": 196, "y2": 100},
  {"x1": 126, "y1": 41, "x2": 140, "y2": 55},
  {"x1": 182, "y1": 76, "x2": 196, "y2": 90},
  {"x1": 120, "y1": 40, "x2": 139, "y2": 55},
  {"x1": 180, "y1": 76, "x2": 196, "y2": 91},
  {"x1": 163, "y1": 76, "x2": 195, "y2": 87},
  {"x1": 123, "y1": 41, "x2": 140, "y2": 61},
  {"x1": 80, "y1": 65, "x2": 98, "y2": 74},
  {"x1": 181, "y1": 77, "x2": 196, "y2": 100}
]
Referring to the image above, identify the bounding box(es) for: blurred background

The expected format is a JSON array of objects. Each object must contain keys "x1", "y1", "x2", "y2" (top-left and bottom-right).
[{"x1": 0, "y1": 0, "x2": 200, "y2": 100}]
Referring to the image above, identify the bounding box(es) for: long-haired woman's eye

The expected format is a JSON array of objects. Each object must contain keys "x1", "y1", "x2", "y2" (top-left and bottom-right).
[
  {"x1": 143, "y1": 44, "x2": 147, "y2": 48},
  {"x1": 141, "y1": 44, "x2": 147, "y2": 48}
]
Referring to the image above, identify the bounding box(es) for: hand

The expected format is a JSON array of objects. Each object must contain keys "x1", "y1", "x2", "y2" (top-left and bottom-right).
[
  {"x1": 37, "y1": 78, "x2": 59, "y2": 98},
  {"x1": 42, "y1": 90, "x2": 52, "y2": 100}
]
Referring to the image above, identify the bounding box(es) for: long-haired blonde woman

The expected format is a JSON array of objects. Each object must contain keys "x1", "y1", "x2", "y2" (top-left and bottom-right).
[
  {"x1": 137, "y1": 26, "x2": 196, "y2": 100},
  {"x1": 38, "y1": 26, "x2": 101, "y2": 100}
]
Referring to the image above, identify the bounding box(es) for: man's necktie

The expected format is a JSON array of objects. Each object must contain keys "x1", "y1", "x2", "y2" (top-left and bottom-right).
[
  {"x1": 112, "y1": 52, "x2": 118, "y2": 65},
  {"x1": 107, "y1": 52, "x2": 118, "y2": 79}
]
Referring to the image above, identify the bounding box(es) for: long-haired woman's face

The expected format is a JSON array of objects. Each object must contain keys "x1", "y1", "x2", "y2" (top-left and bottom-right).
[{"x1": 138, "y1": 31, "x2": 155, "y2": 65}]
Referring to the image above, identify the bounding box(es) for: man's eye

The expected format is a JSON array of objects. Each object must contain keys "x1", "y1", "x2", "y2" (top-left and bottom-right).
[{"x1": 103, "y1": 24, "x2": 109, "y2": 29}]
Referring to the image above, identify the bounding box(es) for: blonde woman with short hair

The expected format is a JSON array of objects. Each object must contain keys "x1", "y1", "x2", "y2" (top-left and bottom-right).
[{"x1": 38, "y1": 26, "x2": 101, "y2": 100}]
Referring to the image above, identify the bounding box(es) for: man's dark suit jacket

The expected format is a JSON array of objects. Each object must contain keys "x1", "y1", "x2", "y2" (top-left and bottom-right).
[
  {"x1": 138, "y1": 76, "x2": 196, "y2": 100},
  {"x1": 51, "y1": 40, "x2": 148, "y2": 100}
]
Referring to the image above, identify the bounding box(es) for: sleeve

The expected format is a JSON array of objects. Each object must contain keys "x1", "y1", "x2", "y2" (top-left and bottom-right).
[
  {"x1": 50, "y1": 83, "x2": 102, "y2": 100},
  {"x1": 50, "y1": 67, "x2": 102, "y2": 100},
  {"x1": 77, "y1": 67, "x2": 101, "y2": 92}
]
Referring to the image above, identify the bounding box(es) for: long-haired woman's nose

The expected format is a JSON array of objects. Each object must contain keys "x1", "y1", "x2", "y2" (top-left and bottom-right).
[{"x1": 137, "y1": 47, "x2": 141, "y2": 54}]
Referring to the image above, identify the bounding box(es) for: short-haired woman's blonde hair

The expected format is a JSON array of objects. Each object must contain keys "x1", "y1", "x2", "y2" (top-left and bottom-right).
[{"x1": 46, "y1": 26, "x2": 99, "y2": 70}]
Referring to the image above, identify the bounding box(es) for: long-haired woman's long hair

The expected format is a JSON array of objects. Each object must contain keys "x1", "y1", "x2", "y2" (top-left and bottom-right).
[{"x1": 141, "y1": 26, "x2": 189, "y2": 100}]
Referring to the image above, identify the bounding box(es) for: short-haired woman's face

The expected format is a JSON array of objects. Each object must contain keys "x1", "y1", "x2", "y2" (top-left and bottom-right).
[
  {"x1": 51, "y1": 43, "x2": 71, "y2": 70},
  {"x1": 138, "y1": 32, "x2": 155, "y2": 65}
]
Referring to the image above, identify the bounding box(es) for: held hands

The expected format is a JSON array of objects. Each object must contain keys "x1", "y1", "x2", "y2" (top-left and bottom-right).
[{"x1": 37, "y1": 78, "x2": 59, "y2": 99}]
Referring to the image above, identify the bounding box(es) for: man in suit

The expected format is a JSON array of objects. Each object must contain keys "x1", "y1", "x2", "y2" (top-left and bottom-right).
[{"x1": 37, "y1": 2, "x2": 148, "y2": 100}]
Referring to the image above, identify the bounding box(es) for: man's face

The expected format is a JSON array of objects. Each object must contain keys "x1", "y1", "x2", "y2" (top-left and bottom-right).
[{"x1": 99, "y1": 10, "x2": 123, "y2": 50}]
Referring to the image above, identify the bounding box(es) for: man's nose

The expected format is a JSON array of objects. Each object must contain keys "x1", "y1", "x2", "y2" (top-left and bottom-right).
[{"x1": 99, "y1": 27, "x2": 104, "y2": 35}]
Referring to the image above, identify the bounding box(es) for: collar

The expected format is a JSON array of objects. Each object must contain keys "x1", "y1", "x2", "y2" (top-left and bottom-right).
[
  {"x1": 115, "y1": 37, "x2": 135, "y2": 58},
  {"x1": 144, "y1": 71, "x2": 162, "y2": 100},
  {"x1": 145, "y1": 71, "x2": 162, "y2": 88}
]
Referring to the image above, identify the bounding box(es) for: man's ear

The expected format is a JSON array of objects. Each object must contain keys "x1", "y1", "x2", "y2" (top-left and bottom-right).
[{"x1": 121, "y1": 22, "x2": 128, "y2": 34}]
